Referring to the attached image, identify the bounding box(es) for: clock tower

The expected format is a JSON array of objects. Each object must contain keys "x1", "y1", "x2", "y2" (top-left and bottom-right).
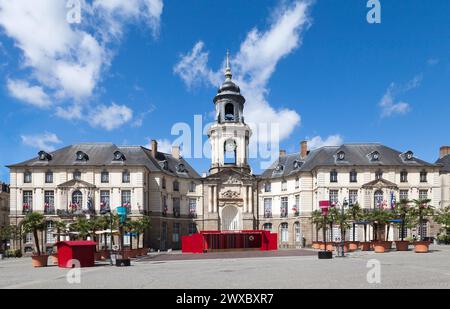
[{"x1": 208, "y1": 51, "x2": 252, "y2": 175}]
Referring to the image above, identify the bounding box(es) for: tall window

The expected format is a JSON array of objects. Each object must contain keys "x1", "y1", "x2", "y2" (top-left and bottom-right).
[
  {"x1": 264, "y1": 182, "x2": 271, "y2": 193},
  {"x1": 188, "y1": 222, "x2": 197, "y2": 235},
  {"x1": 23, "y1": 191, "x2": 33, "y2": 212},
  {"x1": 374, "y1": 190, "x2": 384, "y2": 208},
  {"x1": 189, "y1": 181, "x2": 196, "y2": 193},
  {"x1": 330, "y1": 170, "x2": 338, "y2": 183},
  {"x1": 280, "y1": 197, "x2": 288, "y2": 217},
  {"x1": 44, "y1": 191, "x2": 54, "y2": 214},
  {"x1": 73, "y1": 170, "x2": 81, "y2": 180},
  {"x1": 173, "y1": 180, "x2": 179, "y2": 192},
  {"x1": 375, "y1": 170, "x2": 383, "y2": 180},
  {"x1": 400, "y1": 170, "x2": 408, "y2": 183},
  {"x1": 281, "y1": 180, "x2": 287, "y2": 191},
  {"x1": 162, "y1": 177, "x2": 166, "y2": 189},
  {"x1": 294, "y1": 195, "x2": 300, "y2": 210},
  {"x1": 45, "y1": 171, "x2": 53, "y2": 183},
  {"x1": 420, "y1": 170, "x2": 428, "y2": 183},
  {"x1": 122, "y1": 190, "x2": 131, "y2": 213},
  {"x1": 24, "y1": 171, "x2": 32, "y2": 183},
  {"x1": 349, "y1": 170, "x2": 357, "y2": 183},
  {"x1": 400, "y1": 190, "x2": 409, "y2": 201},
  {"x1": 101, "y1": 171, "x2": 109, "y2": 183},
  {"x1": 100, "y1": 190, "x2": 109, "y2": 209},
  {"x1": 280, "y1": 223, "x2": 289, "y2": 243},
  {"x1": 349, "y1": 190, "x2": 358, "y2": 205},
  {"x1": 419, "y1": 190, "x2": 428, "y2": 201},
  {"x1": 189, "y1": 198, "x2": 197, "y2": 217},
  {"x1": 173, "y1": 198, "x2": 180, "y2": 216},
  {"x1": 173, "y1": 223, "x2": 181, "y2": 243},
  {"x1": 295, "y1": 177, "x2": 299, "y2": 189},
  {"x1": 46, "y1": 221, "x2": 55, "y2": 244},
  {"x1": 329, "y1": 190, "x2": 339, "y2": 206},
  {"x1": 294, "y1": 222, "x2": 302, "y2": 243},
  {"x1": 122, "y1": 170, "x2": 130, "y2": 183},
  {"x1": 264, "y1": 198, "x2": 272, "y2": 218}
]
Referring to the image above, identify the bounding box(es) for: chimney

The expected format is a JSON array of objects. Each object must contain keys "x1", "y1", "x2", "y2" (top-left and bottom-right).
[
  {"x1": 279, "y1": 149, "x2": 286, "y2": 158},
  {"x1": 440, "y1": 146, "x2": 450, "y2": 159},
  {"x1": 151, "y1": 140, "x2": 158, "y2": 158},
  {"x1": 301, "y1": 140, "x2": 308, "y2": 158},
  {"x1": 172, "y1": 145, "x2": 180, "y2": 160}
]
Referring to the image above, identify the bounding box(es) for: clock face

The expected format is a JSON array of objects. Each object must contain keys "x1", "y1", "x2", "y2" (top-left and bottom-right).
[{"x1": 225, "y1": 140, "x2": 236, "y2": 152}]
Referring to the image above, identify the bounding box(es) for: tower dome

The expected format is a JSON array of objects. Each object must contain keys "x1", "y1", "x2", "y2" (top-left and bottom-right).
[{"x1": 214, "y1": 51, "x2": 245, "y2": 105}]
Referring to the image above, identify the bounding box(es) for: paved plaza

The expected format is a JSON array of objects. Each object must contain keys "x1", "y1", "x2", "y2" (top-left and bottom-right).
[{"x1": 1, "y1": 245, "x2": 450, "y2": 289}]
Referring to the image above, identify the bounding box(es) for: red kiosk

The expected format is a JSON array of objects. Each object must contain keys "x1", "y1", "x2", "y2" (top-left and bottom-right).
[
  {"x1": 55, "y1": 241, "x2": 97, "y2": 268},
  {"x1": 182, "y1": 230, "x2": 277, "y2": 253}
]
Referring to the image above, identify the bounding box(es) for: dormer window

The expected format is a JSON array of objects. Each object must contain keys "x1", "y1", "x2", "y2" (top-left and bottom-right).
[
  {"x1": 176, "y1": 163, "x2": 187, "y2": 173},
  {"x1": 275, "y1": 165, "x2": 284, "y2": 173},
  {"x1": 405, "y1": 151, "x2": 414, "y2": 161},
  {"x1": 293, "y1": 160, "x2": 302, "y2": 170},
  {"x1": 76, "y1": 151, "x2": 88, "y2": 161},
  {"x1": 337, "y1": 151, "x2": 345, "y2": 161},
  {"x1": 371, "y1": 151, "x2": 380, "y2": 161},
  {"x1": 113, "y1": 151, "x2": 126, "y2": 161},
  {"x1": 160, "y1": 160, "x2": 169, "y2": 170},
  {"x1": 38, "y1": 151, "x2": 52, "y2": 161}
]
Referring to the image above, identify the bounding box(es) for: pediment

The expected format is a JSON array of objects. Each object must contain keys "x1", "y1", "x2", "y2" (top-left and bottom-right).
[
  {"x1": 362, "y1": 178, "x2": 398, "y2": 189},
  {"x1": 206, "y1": 168, "x2": 254, "y2": 183},
  {"x1": 57, "y1": 179, "x2": 96, "y2": 189}
]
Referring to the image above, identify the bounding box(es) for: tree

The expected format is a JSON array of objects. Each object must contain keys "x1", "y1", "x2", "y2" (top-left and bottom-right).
[
  {"x1": 410, "y1": 199, "x2": 434, "y2": 241},
  {"x1": 0, "y1": 225, "x2": 13, "y2": 253},
  {"x1": 21, "y1": 212, "x2": 45, "y2": 256},
  {"x1": 435, "y1": 205, "x2": 450, "y2": 235},
  {"x1": 360, "y1": 209, "x2": 371, "y2": 242},
  {"x1": 135, "y1": 216, "x2": 151, "y2": 249},
  {"x1": 327, "y1": 207, "x2": 339, "y2": 242},
  {"x1": 369, "y1": 208, "x2": 393, "y2": 241},
  {"x1": 70, "y1": 218, "x2": 91, "y2": 240},
  {"x1": 346, "y1": 203, "x2": 363, "y2": 241},
  {"x1": 52, "y1": 221, "x2": 67, "y2": 243},
  {"x1": 393, "y1": 200, "x2": 411, "y2": 241},
  {"x1": 334, "y1": 208, "x2": 350, "y2": 242}
]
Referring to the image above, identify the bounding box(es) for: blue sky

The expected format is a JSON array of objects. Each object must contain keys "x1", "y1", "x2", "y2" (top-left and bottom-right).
[{"x1": 0, "y1": 0, "x2": 449, "y2": 181}]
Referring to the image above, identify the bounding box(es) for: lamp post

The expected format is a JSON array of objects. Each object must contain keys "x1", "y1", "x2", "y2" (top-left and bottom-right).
[
  {"x1": 318, "y1": 200, "x2": 332, "y2": 259},
  {"x1": 335, "y1": 198, "x2": 351, "y2": 258}
]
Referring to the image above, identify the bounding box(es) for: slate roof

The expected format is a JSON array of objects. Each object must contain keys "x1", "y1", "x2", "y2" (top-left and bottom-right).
[
  {"x1": 260, "y1": 143, "x2": 437, "y2": 179},
  {"x1": 7, "y1": 143, "x2": 201, "y2": 179},
  {"x1": 436, "y1": 155, "x2": 450, "y2": 173}
]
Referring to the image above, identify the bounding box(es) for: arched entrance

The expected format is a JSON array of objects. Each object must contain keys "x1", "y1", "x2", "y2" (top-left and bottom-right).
[{"x1": 221, "y1": 206, "x2": 240, "y2": 231}]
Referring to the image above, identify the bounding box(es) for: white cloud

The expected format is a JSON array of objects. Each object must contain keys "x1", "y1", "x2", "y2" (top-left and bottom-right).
[
  {"x1": 0, "y1": 0, "x2": 163, "y2": 128},
  {"x1": 307, "y1": 135, "x2": 343, "y2": 150},
  {"x1": 379, "y1": 75, "x2": 422, "y2": 118},
  {"x1": 174, "y1": 0, "x2": 312, "y2": 143},
  {"x1": 21, "y1": 132, "x2": 62, "y2": 151},
  {"x1": 89, "y1": 103, "x2": 133, "y2": 131},
  {"x1": 7, "y1": 79, "x2": 51, "y2": 107}
]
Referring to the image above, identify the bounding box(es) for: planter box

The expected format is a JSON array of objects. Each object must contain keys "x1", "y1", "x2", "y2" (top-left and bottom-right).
[
  {"x1": 94, "y1": 252, "x2": 103, "y2": 261},
  {"x1": 319, "y1": 243, "x2": 326, "y2": 250},
  {"x1": 395, "y1": 241, "x2": 410, "y2": 251},
  {"x1": 373, "y1": 242, "x2": 386, "y2": 253},
  {"x1": 347, "y1": 242, "x2": 359, "y2": 252},
  {"x1": 32, "y1": 255, "x2": 49, "y2": 267},
  {"x1": 360, "y1": 242, "x2": 372, "y2": 251},
  {"x1": 100, "y1": 250, "x2": 110, "y2": 260},
  {"x1": 414, "y1": 241, "x2": 430, "y2": 253},
  {"x1": 51, "y1": 254, "x2": 59, "y2": 265},
  {"x1": 312, "y1": 242, "x2": 320, "y2": 250}
]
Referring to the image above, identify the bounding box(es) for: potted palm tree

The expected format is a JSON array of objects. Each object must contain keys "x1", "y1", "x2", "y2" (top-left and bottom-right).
[
  {"x1": 393, "y1": 200, "x2": 411, "y2": 251},
  {"x1": 311, "y1": 210, "x2": 324, "y2": 249},
  {"x1": 410, "y1": 199, "x2": 434, "y2": 253},
  {"x1": 22, "y1": 212, "x2": 48, "y2": 267},
  {"x1": 334, "y1": 207, "x2": 350, "y2": 253},
  {"x1": 70, "y1": 217, "x2": 91, "y2": 240},
  {"x1": 135, "y1": 216, "x2": 151, "y2": 255},
  {"x1": 346, "y1": 203, "x2": 362, "y2": 251},
  {"x1": 370, "y1": 208, "x2": 394, "y2": 253},
  {"x1": 359, "y1": 209, "x2": 372, "y2": 251}
]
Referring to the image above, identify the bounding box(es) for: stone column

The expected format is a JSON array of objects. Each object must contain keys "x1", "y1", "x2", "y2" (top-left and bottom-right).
[
  {"x1": 248, "y1": 186, "x2": 253, "y2": 213},
  {"x1": 208, "y1": 186, "x2": 213, "y2": 213},
  {"x1": 213, "y1": 186, "x2": 218, "y2": 213},
  {"x1": 243, "y1": 185, "x2": 248, "y2": 213}
]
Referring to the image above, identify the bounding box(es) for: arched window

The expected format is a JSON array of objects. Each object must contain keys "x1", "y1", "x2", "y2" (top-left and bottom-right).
[
  {"x1": 224, "y1": 103, "x2": 235, "y2": 121},
  {"x1": 72, "y1": 190, "x2": 83, "y2": 211},
  {"x1": 294, "y1": 222, "x2": 302, "y2": 243},
  {"x1": 263, "y1": 223, "x2": 272, "y2": 231},
  {"x1": 374, "y1": 190, "x2": 384, "y2": 208},
  {"x1": 224, "y1": 139, "x2": 236, "y2": 165},
  {"x1": 280, "y1": 223, "x2": 289, "y2": 243}
]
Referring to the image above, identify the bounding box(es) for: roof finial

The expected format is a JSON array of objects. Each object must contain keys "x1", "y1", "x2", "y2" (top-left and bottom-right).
[{"x1": 225, "y1": 49, "x2": 232, "y2": 80}]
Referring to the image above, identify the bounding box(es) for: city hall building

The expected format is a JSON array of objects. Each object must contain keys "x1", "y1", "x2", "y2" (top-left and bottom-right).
[{"x1": 7, "y1": 58, "x2": 450, "y2": 252}]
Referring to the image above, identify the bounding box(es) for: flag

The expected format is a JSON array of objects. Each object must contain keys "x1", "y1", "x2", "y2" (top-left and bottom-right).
[{"x1": 390, "y1": 192, "x2": 395, "y2": 209}]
